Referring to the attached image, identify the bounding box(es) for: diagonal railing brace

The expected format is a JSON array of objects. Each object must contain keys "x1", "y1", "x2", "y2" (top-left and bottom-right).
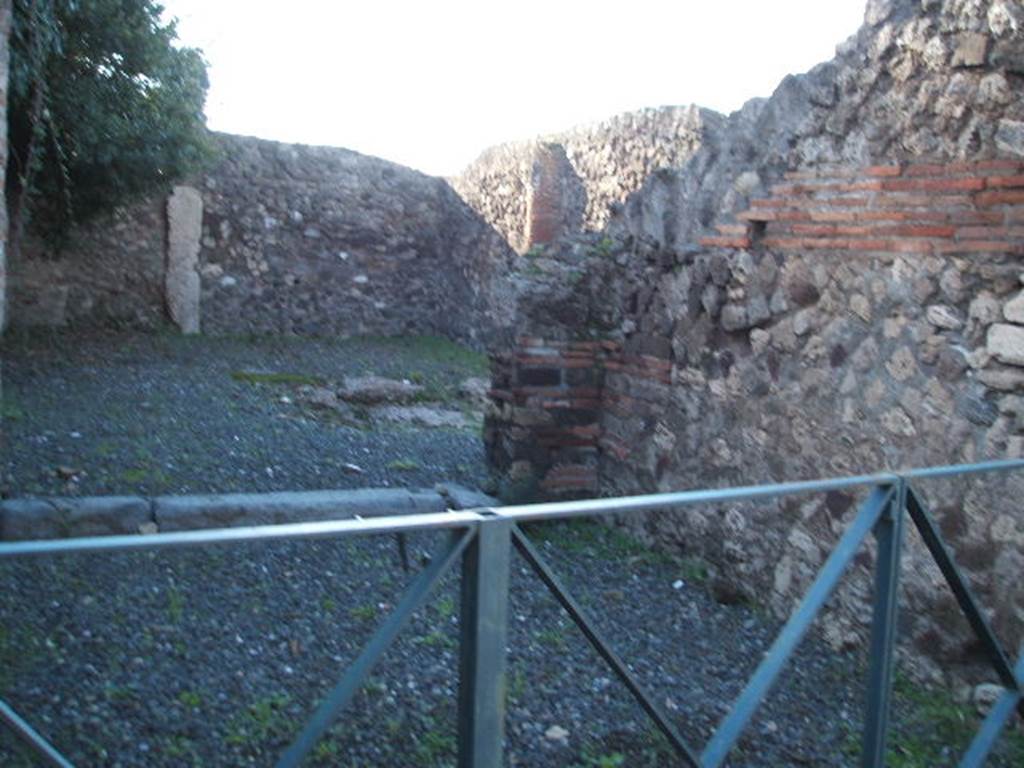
[
  {"x1": 511, "y1": 526, "x2": 702, "y2": 768},
  {"x1": 906, "y1": 488, "x2": 1022, "y2": 709},
  {"x1": 0, "y1": 699, "x2": 75, "y2": 768},
  {"x1": 700, "y1": 485, "x2": 894, "y2": 768},
  {"x1": 275, "y1": 528, "x2": 475, "y2": 768},
  {"x1": 958, "y1": 651, "x2": 1024, "y2": 768}
]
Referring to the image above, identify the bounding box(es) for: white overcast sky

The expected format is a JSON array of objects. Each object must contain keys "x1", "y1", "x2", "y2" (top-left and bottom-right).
[{"x1": 160, "y1": 0, "x2": 868, "y2": 177}]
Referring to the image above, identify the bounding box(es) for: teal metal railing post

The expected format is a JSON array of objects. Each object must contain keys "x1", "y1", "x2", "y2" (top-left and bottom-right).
[
  {"x1": 861, "y1": 478, "x2": 905, "y2": 767},
  {"x1": 457, "y1": 514, "x2": 512, "y2": 768}
]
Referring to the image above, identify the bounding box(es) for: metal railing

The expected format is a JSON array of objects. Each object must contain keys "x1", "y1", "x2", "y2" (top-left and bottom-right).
[{"x1": 1, "y1": 459, "x2": 1023, "y2": 767}]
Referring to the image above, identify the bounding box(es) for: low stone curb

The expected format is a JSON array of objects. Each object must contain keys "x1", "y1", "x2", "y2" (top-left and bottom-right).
[{"x1": 0, "y1": 485, "x2": 497, "y2": 541}]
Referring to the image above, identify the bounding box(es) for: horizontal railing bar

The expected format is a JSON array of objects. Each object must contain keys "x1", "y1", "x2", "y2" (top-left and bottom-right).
[
  {"x1": 0, "y1": 511, "x2": 483, "y2": 558},
  {"x1": 898, "y1": 458, "x2": 1024, "y2": 481},
  {"x1": 494, "y1": 460, "x2": 1024, "y2": 524},
  {"x1": 700, "y1": 485, "x2": 894, "y2": 768},
  {"x1": 1, "y1": 460, "x2": 1020, "y2": 558},
  {"x1": 958, "y1": 653, "x2": 1024, "y2": 768},
  {"x1": 491, "y1": 473, "x2": 900, "y2": 523},
  {"x1": 0, "y1": 699, "x2": 76, "y2": 768}
]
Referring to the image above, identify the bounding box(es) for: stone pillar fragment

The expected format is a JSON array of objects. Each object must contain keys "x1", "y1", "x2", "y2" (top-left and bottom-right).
[
  {"x1": 165, "y1": 185, "x2": 203, "y2": 334},
  {"x1": 524, "y1": 143, "x2": 584, "y2": 249}
]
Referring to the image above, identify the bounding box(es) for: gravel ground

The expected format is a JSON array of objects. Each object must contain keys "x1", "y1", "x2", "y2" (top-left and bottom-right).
[
  {"x1": 1, "y1": 330, "x2": 490, "y2": 498},
  {"x1": 1, "y1": 331, "x2": 1021, "y2": 767}
]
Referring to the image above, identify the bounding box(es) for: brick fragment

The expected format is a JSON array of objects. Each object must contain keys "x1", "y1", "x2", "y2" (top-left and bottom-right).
[
  {"x1": 715, "y1": 223, "x2": 749, "y2": 236},
  {"x1": 937, "y1": 240, "x2": 1023, "y2": 254},
  {"x1": 955, "y1": 226, "x2": 1013, "y2": 240},
  {"x1": 810, "y1": 224, "x2": 873, "y2": 236},
  {"x1": 567, "y1": 341, "x2": 603, "y2": 352},
  {"x1": 882, "y1": 178, "x2": 986, "y2": 193},
  {"x1": 807, "y1": 210, "x2": 859, "y2": 223},
  {"x1": 978, "y1": 190, "x2": 1024, "y2": 207},
  {"x1": 884, "y1": 225, "x2": 955, "y2": 238},
  {"x1": 516, "y1": 336, "x2": 551, "y2": 347},
  {"x1": 774, "y1": 210, "x2": 812, "y2": 222},
  {"x1": 986, "y1": 176, "x2": 1024, "y2": 188},
  {"x1": 950, "y1": 210, "x2": 1003, "y2": 224},
  {"x1": 770, "y1": 183, "x2": 805, "y2": 196},
  {"x1": 866, "y1": 165, "x2": 902, "y2": 177},
  {"x1": 949, "y1": 159, "x2": 1022, "y2": 174},
  {"x1": 751, "y1": 197, "x2": 790, "y2": 209},
  {"x1": 904, "y1": 164, "x2": 950, "y2": 177},
  {"x1": 738, "y1": 209, "x2": 777, "y2": 222},
  {"x1": 698, "y1": 236, "x2": 752, "y2": 249},
  {"x1": 857, "y1": 211, "x2": 910, "y2": 222}
]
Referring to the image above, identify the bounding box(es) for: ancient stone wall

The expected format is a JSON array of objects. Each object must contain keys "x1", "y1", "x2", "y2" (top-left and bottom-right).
[
  {"x1": 9, "y1": 199, "x2": 170, "y2": 328},
  {"x1": 610, "y1": 0, "x2": 1024, "y2": 251},
  {"x1": 197, "y1": 134, "x2": 515, "y2": 343},
  {"x1": 6, "y1": 133, "x2": 518, "y2": 346},
  {"x1": 486, "y1": 166, "x2": 1024, "y2": 679},
  {"x1": 452, "y1": 106, "x2": 713, "y2": 253},
  {"x1": 485, "y1": 0, "x2": 1024, "y2": 681}
]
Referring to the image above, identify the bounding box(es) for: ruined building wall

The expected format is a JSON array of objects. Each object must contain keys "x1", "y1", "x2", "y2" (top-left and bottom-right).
[
  {"x1": 610, "y1": 0, "x2": 1024, "y2": 250},
  {"x1": 452, "y1": 106, "x2": 714, "y2": 253},
  {"x1": 6, "y1": 133, "x2": 518, "y2": 346},
  {"x1": 486, "y1": 0, "x2": 1024, "y2": 681},
  {"x1": 196, "y1": 134, "x2": 515, "y2": 342},
  {"x1": 10, "y1": 201, "x2": 168, "y2": 329}
]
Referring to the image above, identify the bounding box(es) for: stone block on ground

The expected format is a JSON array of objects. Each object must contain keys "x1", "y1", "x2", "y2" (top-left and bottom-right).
[
  {"x1": 0, "y1": 496, "x2": 152, "y2": 540},
  {"x1": 338, "y1": 376, "x2": 424, "y2": 404},
  {"x1": 153, "y1": 488, "x2": 448, "y2": 531},
  {"x1": 435, "y1": 484, "x2": 499, "y2": 511}
]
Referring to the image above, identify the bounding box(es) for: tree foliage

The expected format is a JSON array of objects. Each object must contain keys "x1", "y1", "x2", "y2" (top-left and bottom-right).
[{"x1": 7, "y1": 0, "x2": 212, "y2": 250}]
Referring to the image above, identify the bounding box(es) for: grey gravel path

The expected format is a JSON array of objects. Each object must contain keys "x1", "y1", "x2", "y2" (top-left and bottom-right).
[
  {"x1": 1, "y1": 331, "x2": 1021, "y2": 767},
  {"x1": 1, "y1": 330, "x2": 490, "y2": 498}
]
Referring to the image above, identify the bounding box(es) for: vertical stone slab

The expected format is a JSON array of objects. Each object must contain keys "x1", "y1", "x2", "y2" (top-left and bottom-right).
[
  {"x1": 165, "y1": 185, "x2": 203, "y2": 334},
  {"x1": 0, "y1": 0, "x2": 12, "y2": 333}
]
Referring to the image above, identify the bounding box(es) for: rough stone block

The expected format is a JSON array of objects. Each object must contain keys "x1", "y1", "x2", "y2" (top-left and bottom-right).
[
  {"x1": 1003, "y1": 291, "x2": 1024, "y2": 324},
  {"x1": 153, "y1": 488, "x2": 446, "y2": 531},
  {"x1": 996, "y1": 120, "x2": 1024, "y2": 158},
  {"x1": 0, "y1": 496, "x2": 151, "y2": 540},
  {"x1": 950, "y1": 33, "x2": 989, "y2": 68},
  {"x1": 720, "y1": 303, "x2": 748, "y2": 332},
  {"x1": 926, "y1": 304, "x2": 964, "y2": 330},
  {"x1": 979, "y1": 366, "x2": 1024, "y2": 391},
  {"x1": 987, "y1": 323, "x2": 1024, "y2": 367}
]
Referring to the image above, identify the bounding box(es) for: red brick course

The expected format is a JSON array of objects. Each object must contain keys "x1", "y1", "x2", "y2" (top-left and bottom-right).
[{"x1": 712, "y1": 160, "x2": 1023, "y2": 258}]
